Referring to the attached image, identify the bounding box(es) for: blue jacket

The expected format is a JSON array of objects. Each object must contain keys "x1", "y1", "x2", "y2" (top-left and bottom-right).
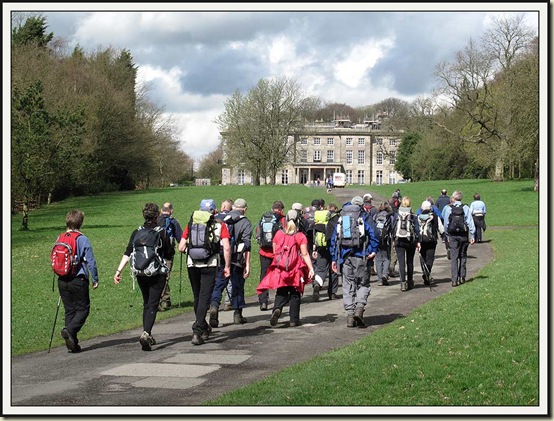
[
  {"x1": 331, "y1": 206, "x2": 379, "y2": 265},
  {"x1": 469, "y1": 200, "x2": 487, "y2": 216},
  {"x1": 75, "y1": 234, "x2": 99, "y2": 284}
]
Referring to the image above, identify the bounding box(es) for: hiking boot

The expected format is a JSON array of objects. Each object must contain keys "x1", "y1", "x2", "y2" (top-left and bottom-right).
[
  {"x1": 209, "y1": 305, "x2": 219, "y2": 328},
  {"x1": 201, "y1": 324, "x2": 212, "y2": 341},
  {"x1": 159, "y1": 301, "x2": 171, "y2": 310},
  {"x1": 329, "y1": 293, "x2": 338, "y2": 300},
  {"x1": 223, "y1": 303, "x2": 233, "y2": 311},
  {"x1": 459, "y1": 277, "x2": 466, "y2": 284},
  {"x1": 452, "y1": 280, "x2": 459, "y2": 287},
  {"x1": 233, "y1": 311, "x2": 247, "y2": 325},
  {"x1": 139, "y1": 331, "x2": 153, "y2": 351},
  {"x1": 191, "y1": 333, "x2": 204, "y2": 346},
  {"x1": 379, "y1": 276, "x2": 389, "y2": 286},
  {"x1": 401, "y1": 282, "x2": 408, "y2": 292},
  {"x1": 289, "y1": 321, "x2": 302, "y2": 327},
  {"x1": 270, "y1": 308, "x2": 282, "y2": 326},
  {"x1": 313, "y1": 283, "x2": 321, "y2": 302},
  {"x1": 260, "y1": 302, "x2": 268, "y2": 311},
  {"x1": 353, "y1": 307, "x2": 365, "y2": 327},
  {"x1": 423, "y1": 275, "x2": 430, "y2": 285},
  {"x1": 407, "y1": 280, "x2": 414, "y2": 290},
  {"x1": 72, "y1": 344, "x2": 82, "y2": 353},
  {"x1": 61, "y1": 328, "x2": 77, "y2": 353},
  {"x1": 447, "y1": 249, "x2": 451, "y2": 260},
  {"x1": 346, "y1": 314, "x2": 356, "y2": 328},
  {"x1": 377, "y1": 278, "x2": 383, "y2": 286}
]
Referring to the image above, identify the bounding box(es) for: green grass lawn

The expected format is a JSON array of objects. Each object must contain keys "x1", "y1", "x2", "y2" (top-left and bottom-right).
[{"x1": 10, "y1": 179, "x2": 541, "y2": 407}]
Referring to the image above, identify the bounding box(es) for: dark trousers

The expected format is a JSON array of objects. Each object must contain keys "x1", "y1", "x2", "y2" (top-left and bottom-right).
[
  {"x1": 473, "y1": 215, "x2": 485, "y2": 242},
  {"x1": 187, "y1": 266, "x2": 217, "y2": 334},
  {"x1": 273, "y1": 286, "x2": 301, "y2": 323},
  {"x1": 210, "y1": 262, "x2": 231, "y2": 308},
  {"x1": 395, "y1": 243, "x2": 416, "y2": 283},
  {"x1": 160, "y1": 259, "x2": 173, "y2": 305},
  {"x1": 137, "y1": 274, "x2": 166, "y2": 334},
  {"x1": 448, "y1": 235, "x2": 469, "y2": 281},
  {"x1": 419, "y1": 242, "x2": 437, "y2": 277},
  {"x1": 229, "y1": 265, "x2": 246, "y2": 309},
  {"x1": 58, "y1": 277, "x2": 90, "y2": 343},
  {"x1": 257, "y1": 254, "x2": 273, "y2": 305},
  {"x1": 314, "y1": 248, "x2": 339, "y2": 296}
]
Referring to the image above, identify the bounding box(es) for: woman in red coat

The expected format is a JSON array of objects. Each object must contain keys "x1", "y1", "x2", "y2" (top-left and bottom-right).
[{"x1": 257, "y1": 209, "x2": 315, "y2": 327}]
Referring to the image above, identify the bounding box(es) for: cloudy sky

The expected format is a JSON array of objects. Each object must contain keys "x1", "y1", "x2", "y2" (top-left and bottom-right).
[{"x1": 5, "y1": 3, "x2": 544, "y2": 162}]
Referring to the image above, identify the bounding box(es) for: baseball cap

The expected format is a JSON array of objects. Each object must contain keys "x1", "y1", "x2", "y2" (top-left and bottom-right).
[
  {"x1": 421, "y1": 200, "x2": 432, "y2": 211},
  {"x1": 351, "y1": 196, "x2": 363, "y2": 206},
  {"x1": 286, "y1": 209, "x2": 298, "y2": 221},
  {"x1": 363, "y1": 193, "x2": 373, "y2": 202},
  {"x1": 291, "y1": 202, "x2": 303, "y2": 211},
  {"x1": 234, "y1": 198, "x2": 247, "y2": 209},
  {"x1": 200, "y1": 199, "x2": 216, "y2": 212}
]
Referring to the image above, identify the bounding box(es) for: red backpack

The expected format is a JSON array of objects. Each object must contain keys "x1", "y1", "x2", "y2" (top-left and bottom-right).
[
  {"x1": 51, "y1": 231, "x2": 82, "y2": 277},
  {"x1": 273, "y1": 232, "x2": 300, "y2": 272}
]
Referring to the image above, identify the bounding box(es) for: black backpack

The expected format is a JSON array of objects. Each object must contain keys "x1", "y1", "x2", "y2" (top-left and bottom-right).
[
  {"x1": 224, "y1": 211, "x2": 247, "y2": 267},
  {"x1": 130, "y1": 226, "x2": 166, "y2": 277},
  {"x1": 187, "y1": 210, "x2": 218, "y2": 260},
  {"x1": 448, "y1": 204, "x2": 468, "y2": 235},
  {"x1": 373, "y1": 210, "x2": 391, "y2": 246}
]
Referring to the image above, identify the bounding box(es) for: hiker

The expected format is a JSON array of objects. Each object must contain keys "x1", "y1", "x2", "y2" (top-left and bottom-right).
[
  {"x1": 55, "y1": 209, "x2": 99, "y2": 353},
  {"x1": 417, "y1": 200, "x2": 444, "y2": 285},
  {"x1": 442, "y1": 190, "x2": 475, "y2": 287},
  {"x1": 255, "y1": 201, "x2": 286, "y2": 311},
  {"x1": 178, "y1": 199, "x2": 231, "y2": 345},
  {"x1": 324, "y1": 203, "x2": 341, "y2": 299},
  {"x1": 361, "y1": 193, "x2": 378, "y2": 277},
  {"x1": 156, "y1": 202, "x2": 183, "y2": 311},
  {"x1": 209, "y1": 199, "x2": 234, "y2": 319},
  {"x1": 114, "y1": 203, "x2": 172, "y2": 351},
  {"x1": 222, "y1": 198, "x2": 252, "y2": 325},
  {"x1": 469, "y1": 193, "x2": 487, "y2": 243},
  {"x1": 312, "y1": 204, "x2": 333, "y2": 301},
  {"x1": 387, "y1": 197, "x2": 400, "y2": 278},
  {"x1": 373, "y1": 201, "x2": 394, "y2": 286},
  {"x1": 257, "y1": 209, "x2": 315, "y2": 327},
  {"x1": 391, "y1": 196, "x2": 421, "y2": 292},
  {"x1": 331, "y1": 196, "x2": 378, "y2": 328},
  {"x1": 435, "y1": 189, "x2": 450, "y2": 214}
]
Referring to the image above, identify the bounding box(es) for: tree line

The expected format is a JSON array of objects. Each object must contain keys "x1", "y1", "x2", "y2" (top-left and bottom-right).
[{"x1": 11, "y1": 14, "x2": 193, "y2": 229}]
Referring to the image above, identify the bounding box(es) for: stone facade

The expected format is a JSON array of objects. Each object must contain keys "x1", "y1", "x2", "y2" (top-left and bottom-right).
[{"x1": 221, "y1": 117, "x2": 403, "y2": 186}]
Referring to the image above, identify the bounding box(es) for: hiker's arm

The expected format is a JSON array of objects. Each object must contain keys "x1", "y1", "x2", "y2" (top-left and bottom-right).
[
  {"x1": 300, "y1": 243, "x2": 315, "y2": 279},
  {"x1": 222, "y1": 237, "x2": 231, "y2": 278},
  {"x1": 114, "y1": 255, "x2": 130, "y2": 284},
  {"x1": 243, "y1": 251, "x2": 251, "y2": 279},
  {"x1": 178, "y1": 225, "x2": 189, "y2": 253}
]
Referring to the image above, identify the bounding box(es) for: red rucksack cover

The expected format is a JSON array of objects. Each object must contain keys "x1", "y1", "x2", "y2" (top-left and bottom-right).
[{"x1": 51, "y1": 231, "x2": 82, "y2": 277}]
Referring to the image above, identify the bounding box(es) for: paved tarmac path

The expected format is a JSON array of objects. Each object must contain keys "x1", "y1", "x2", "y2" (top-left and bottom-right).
[{"x1": 9, "y1": 187, "x2": 494, "y2": 414}]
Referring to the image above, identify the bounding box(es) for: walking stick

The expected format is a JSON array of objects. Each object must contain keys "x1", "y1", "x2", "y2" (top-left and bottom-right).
[
  {"x1": 178, "y1": 251, "x2": 183, "y2": 307},
  {"x1": 129, "y1": 273, "x2": 139, "y2": 310},
  {"x1": 418, "y1": 251, "x2": 434, "y2": 291},
  {"x1": 48, "y1": 296, "x2": 62, "y2": 353}
]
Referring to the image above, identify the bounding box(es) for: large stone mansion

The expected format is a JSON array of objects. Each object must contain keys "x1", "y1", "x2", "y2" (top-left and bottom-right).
[{"x1": 221, "y1": 116, "x2": 404, "y2": 186}]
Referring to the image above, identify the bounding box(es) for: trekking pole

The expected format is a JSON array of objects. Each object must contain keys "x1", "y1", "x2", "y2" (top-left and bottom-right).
[
  {"x1": 129, "y1": 273, "x2": 139, "y2": 310},
  {"x1": 178, "y1": 251, "x2": 183, "y2": 308},
  {"x1": 48, "y1": 295, "x2": 62, "y2": 353},
  {"x1": 418, "y1": 251, "x2": 434, "y2": 291}
]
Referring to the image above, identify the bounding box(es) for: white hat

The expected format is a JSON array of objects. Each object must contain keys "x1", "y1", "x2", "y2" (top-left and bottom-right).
[
  {"x1": 286, "y1": 209, "x2": 298, "y2": 221},
  {"x1": 421, "y1": 200, "x2": 432, "y2": 211},
  {"x1": 363, "y1": 193, "x2": 373, "y2": 202},
  {"x1": 351, "y1": 196, "x2": 363, "y2": 206},
  {"x1": 291, "y1": 203, "x2": 303, "y2": 211}
]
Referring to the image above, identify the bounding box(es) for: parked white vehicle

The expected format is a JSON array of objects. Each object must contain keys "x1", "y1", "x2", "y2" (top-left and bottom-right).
[{"x1": 333, "y1": 172, "x2": 346, "y2": 188}]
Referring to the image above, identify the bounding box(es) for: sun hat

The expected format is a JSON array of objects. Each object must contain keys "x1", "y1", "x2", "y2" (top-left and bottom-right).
[
  {"x1": 421, "y1": 200, "x2": 432, "y2": 211},
  {"x1": 363, "y1": 193, "x2": 373, "y2": 202},
  {"x1": 234, "y1": 198, "x2": 247, "y2": 209},
  {"x1": 291, "y1": 203, "x2": 303, "y2": 211},
  {"x1": 351, "y1": 196, "x2": 363, "y2": 206}
]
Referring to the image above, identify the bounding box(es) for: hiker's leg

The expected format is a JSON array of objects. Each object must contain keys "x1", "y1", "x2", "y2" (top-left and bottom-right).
[
  {"x1": 257, "y1": 255, "x2": 272, "y2": 306},
  {"x1": 195, "y1": 267, "x2": 217, "y2": 334},
  {"x1": 341, "y1": 258, "x2": 356, "y2": 314},
  {"x1": 230, "y1": 265, "x2": 246, "y2": 310},
  {"x1": 288, "y1": 287, "x2": 301, "y2": 324},
  {"x1": 210, "y1": 264, "x2": 227, "y2": 308},
  {"x1": 448, "y1": 236, "x2": 462, "y2": 281},
  {"x1": 187, "y1": 267, "x2": 201, "y2": 314},
  {"x1": 459, "y1": 239, "x2": 470, "y2": 279},
  {"x1": 395, "y1": 246, "x2": 407, "y2": 283},
  {"x1": 353, "y1": 256, "x2": 370, "y2": 307},
  {"x1": 406, "y1": 246, "x2": 416, "y2": 283}
]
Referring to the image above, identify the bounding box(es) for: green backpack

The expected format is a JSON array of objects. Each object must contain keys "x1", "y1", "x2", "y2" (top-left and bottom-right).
[{"x1": 313, "y1": 210, "x2": 330, "y2": 248}]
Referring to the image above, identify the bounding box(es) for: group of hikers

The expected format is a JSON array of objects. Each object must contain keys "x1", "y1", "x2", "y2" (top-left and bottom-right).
[{"x1": 50, "y1": 189, "x2": 487, "y2": 352}]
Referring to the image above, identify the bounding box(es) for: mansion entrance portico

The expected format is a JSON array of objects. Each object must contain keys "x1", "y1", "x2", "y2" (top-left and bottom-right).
[{"x1": 293, "y1": 163, "x2": 344, "y2": 184}]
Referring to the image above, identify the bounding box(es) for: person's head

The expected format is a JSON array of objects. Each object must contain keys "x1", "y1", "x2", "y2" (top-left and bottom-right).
[
  {"x1": 233, "y1": 198, "x2": 248, "y2": 214},
  {"x1": 363, "y1": 193, "x2": 373, "y2": 205},
  {"x1": 378, "y1": 201, "x2": 392, "y2": 213},
  {"x1": 327, "y1": 203, "x2": 338, "y2": 212},
  {"x1": 441, "y1": 189, "x2": 447, "y2": 196},
  {"x1": 291, "y1": 202, "x2": 303, "y2": 216},
  {"x1": 66, "y1": 209, "x2": 84, "y2": 230},
  {"x1": 221, "y1": 199, "x2": 233, "y2": 212},
  {"x1": 311, "y1": 199, "x2": 322, "y2": 209},
  {"x1": 285, "y1": 209, "x2": 299, "y2": 234},
  {"x1": 272, "y1": 200, "x2": 285, "y2": 213},
  {"x1": 473, "y1": 193, "x2": 481, "y2": 201},
  {"x1": 351, "y1": 196, "x2": 363, "y2": 206},
  {"x1": 143, "y1": 202, "x2": 160, "y2": 223},
  {"x1": 421, "y1": 200, "x2": 432, "y2": 213},
  {"x1": 161, "y1": 202, "x2": 173, "y2": 215},
  {"x1": 401, "y1": 196, "x2": 411, "y2": 207},
  {"x1": 452, "y1": 190, "x2": 463, "y2": 202},
  {"x1": 319, "y1": 198, "x2": 325, "y2": 208},
  {"x1": 200, "y1": 199, "x2": 217, "y2": 214},
  {"x1": 426, "y1": 196, "x2": 434, "y2": 205}
]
